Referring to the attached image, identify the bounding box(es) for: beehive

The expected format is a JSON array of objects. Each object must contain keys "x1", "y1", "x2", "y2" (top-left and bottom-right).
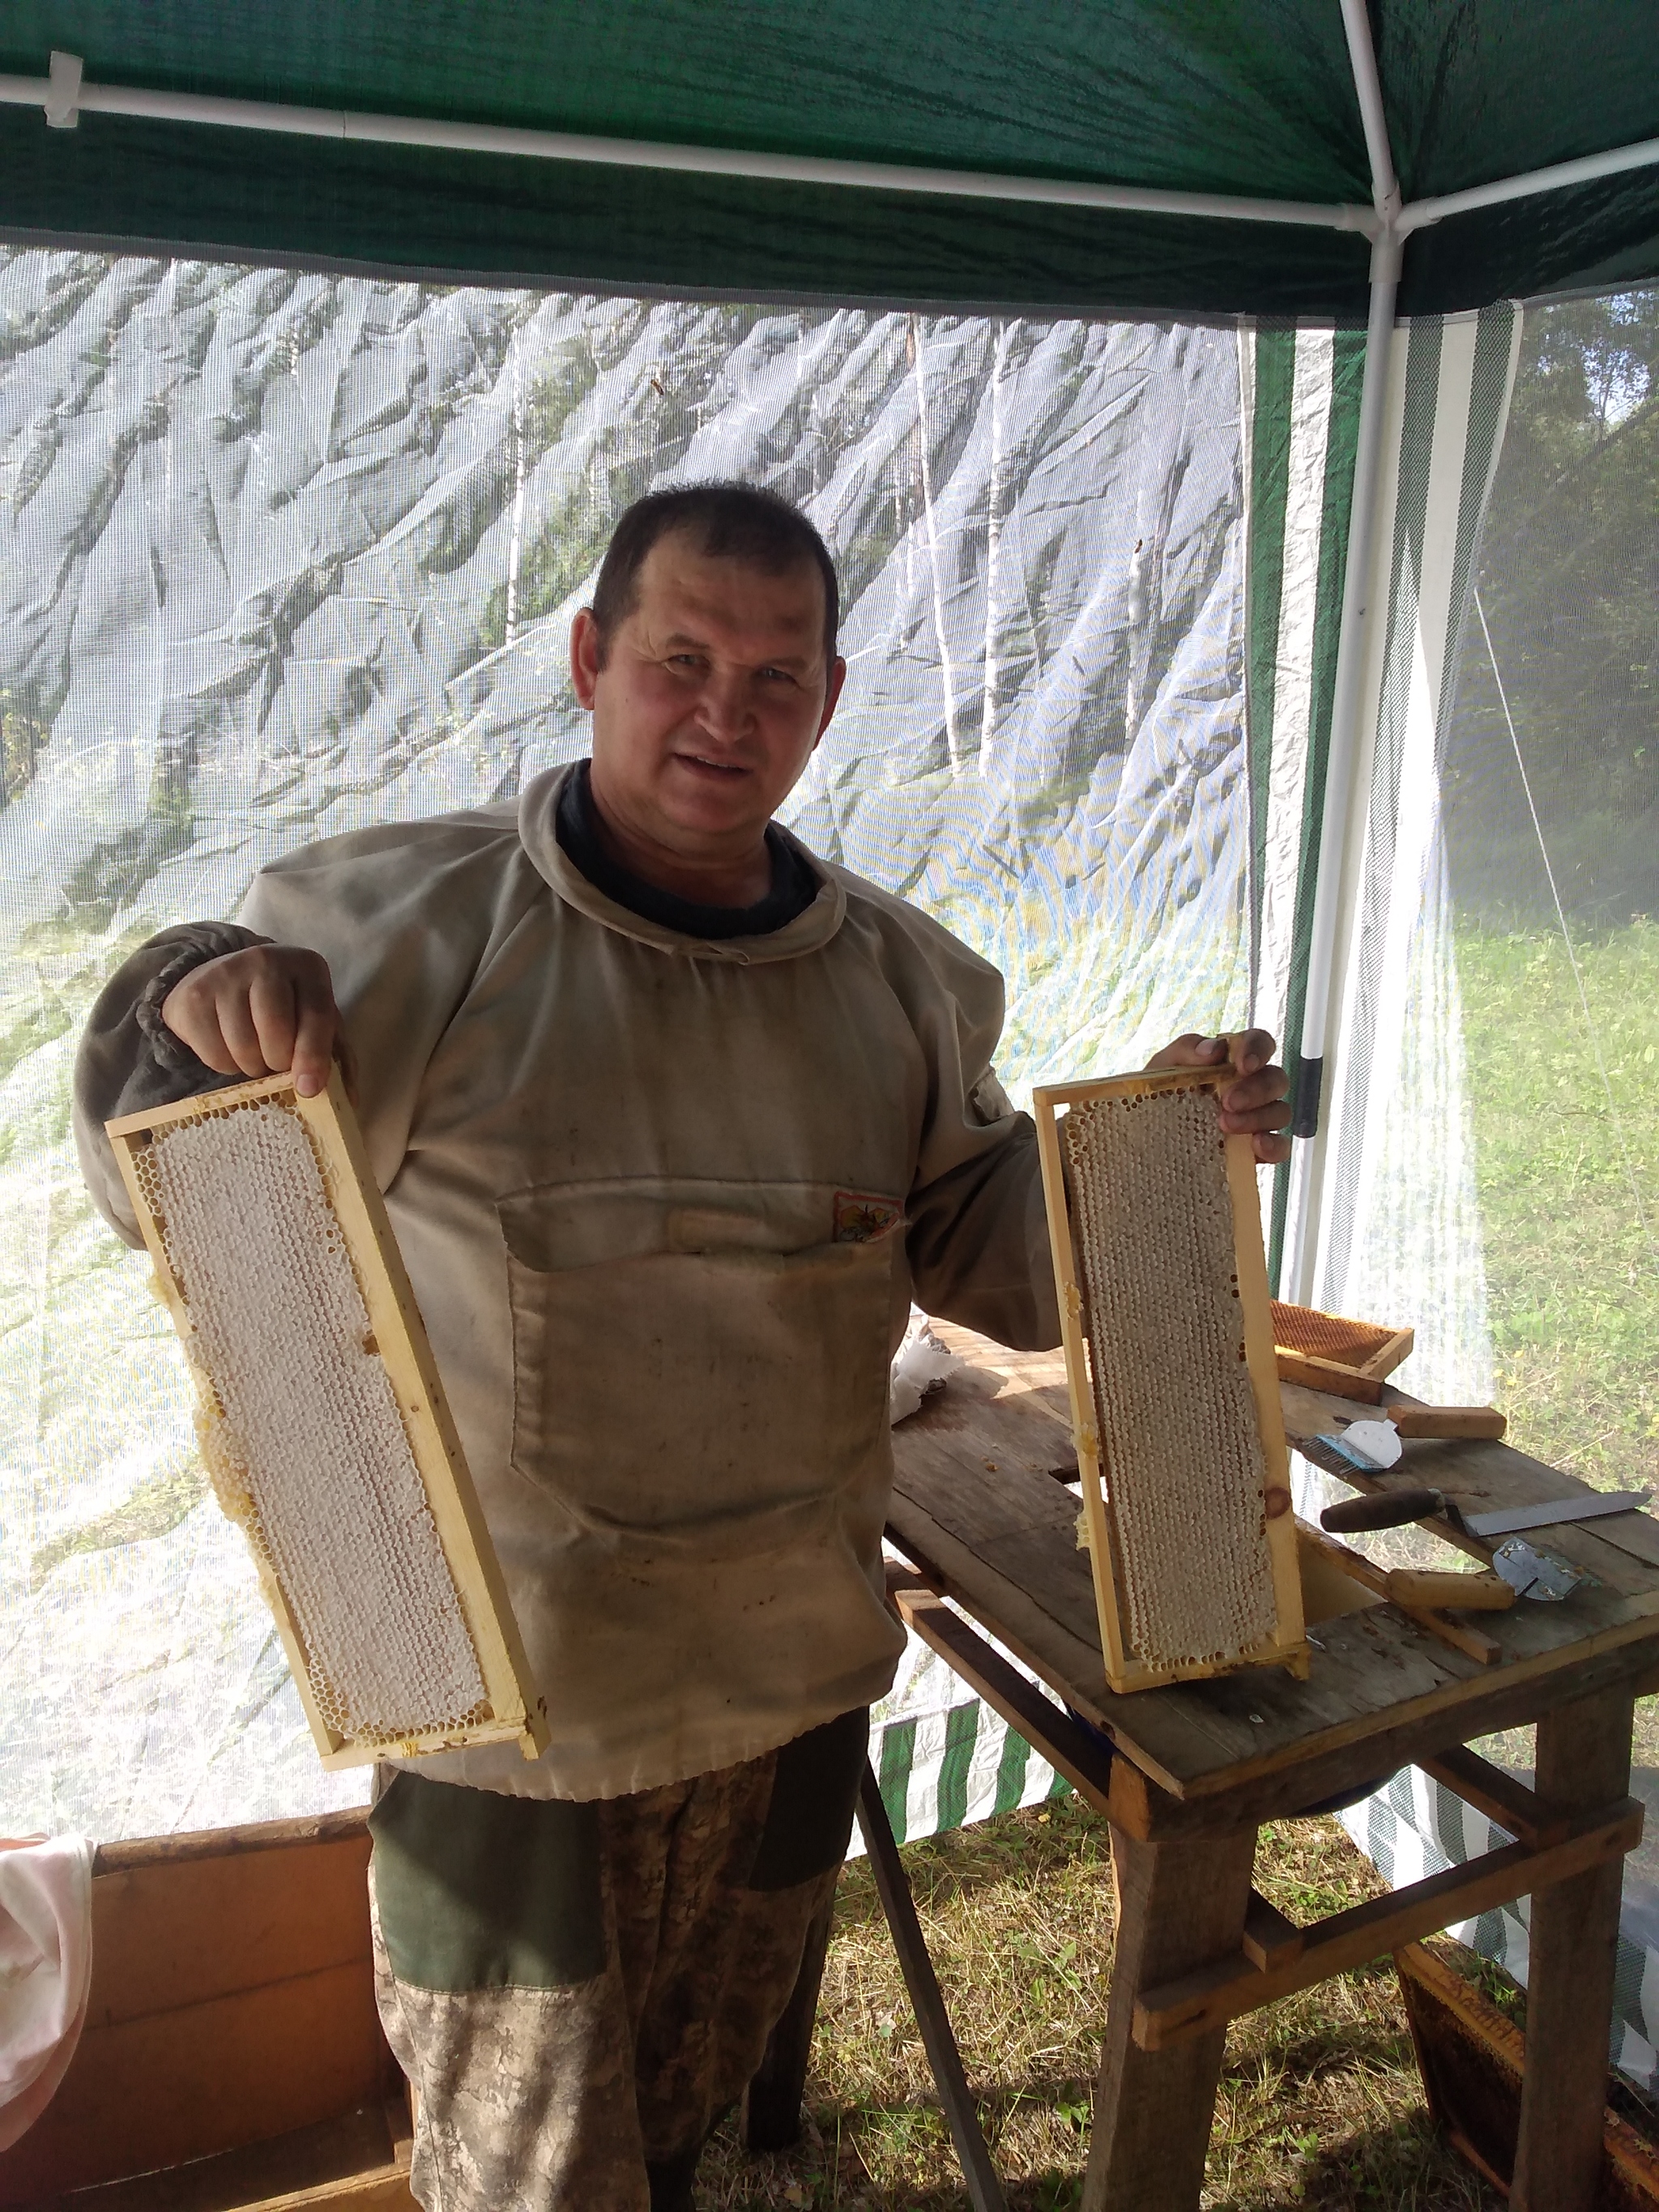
[
  {"x1": 1033, "y1": 1066, "x2": 1306, "y2": 1694},
  {"x1": 107, "y1": 1068, "x2": 547, "y2": 1767}
]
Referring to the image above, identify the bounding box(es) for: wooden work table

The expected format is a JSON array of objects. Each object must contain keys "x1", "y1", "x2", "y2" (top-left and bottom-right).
[{"x1": 885, "y1": 1322, "x2": 1659, "y2": 2212}]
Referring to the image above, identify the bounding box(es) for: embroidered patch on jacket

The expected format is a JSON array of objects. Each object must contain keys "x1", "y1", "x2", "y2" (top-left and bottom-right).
[{"x1": 834, "y1": 1190, "x2": 903, "y2": 1244}]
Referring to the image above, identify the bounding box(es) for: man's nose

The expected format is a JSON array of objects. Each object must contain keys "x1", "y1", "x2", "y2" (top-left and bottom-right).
[{"x1": 696, "y1": 668, "x2": 752, "y2": 744}]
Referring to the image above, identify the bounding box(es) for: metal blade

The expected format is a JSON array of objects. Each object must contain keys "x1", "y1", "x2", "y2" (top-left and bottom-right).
[
  {"x1": 1491, "y1": 1539, "x2": 1588, "y2": 1602},
  {"x1": 1461, "y1": 1490, "x2": 1650, "y2": 1541}
]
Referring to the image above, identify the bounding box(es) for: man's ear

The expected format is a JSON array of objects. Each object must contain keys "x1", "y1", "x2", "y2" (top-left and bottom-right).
[
  {"x1": 570, "y1": 608, "x2": 601, "y2": 710},
  {"x1": 814, "y1": 655, "x2": 848, "y2": 744}
]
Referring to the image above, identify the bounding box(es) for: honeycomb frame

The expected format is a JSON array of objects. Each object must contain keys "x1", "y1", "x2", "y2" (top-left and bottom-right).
[
  {"x1": 1033, "y1": 1065, "x2": 1307, "y2": 1695},
  {"x1": 107, "y1": 1067, "x2": 548, "y2": 1769}
]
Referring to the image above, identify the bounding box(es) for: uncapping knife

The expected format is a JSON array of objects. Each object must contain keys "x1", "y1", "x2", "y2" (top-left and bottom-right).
[{"x1": 1320, "y1": 1485, "x2": 1649, "y2": 1541}]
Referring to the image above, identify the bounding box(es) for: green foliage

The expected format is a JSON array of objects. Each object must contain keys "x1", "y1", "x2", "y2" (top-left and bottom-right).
[
  {"x1": 1448, "y1": 289, "x2": 1659, "y2": 922},
  {"x1": 0, "y1": 689, "x2": 48, "y2": 808}
]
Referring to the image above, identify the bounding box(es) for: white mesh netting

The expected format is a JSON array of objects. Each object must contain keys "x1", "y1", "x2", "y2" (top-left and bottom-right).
[
  {"x1": 1062, "y1": 1085, "x2": 1278, "y2": 1669},
  {"x1": 135, "y1": 1094, "x2": 487, "y2": 1745}
]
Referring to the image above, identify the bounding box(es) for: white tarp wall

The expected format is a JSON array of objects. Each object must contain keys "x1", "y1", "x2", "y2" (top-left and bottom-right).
[
  {"x1": 0, "y1": 256, "x2": 1252, "y2": 1840},
  {"x1": 5, "y1": 260, "x2": 1580, "y2": 2060}
]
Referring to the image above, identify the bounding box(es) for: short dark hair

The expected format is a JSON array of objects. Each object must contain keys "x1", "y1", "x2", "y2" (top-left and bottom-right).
[{"x1": 591, "y1": 483, "x2": 839, "y2": 667}]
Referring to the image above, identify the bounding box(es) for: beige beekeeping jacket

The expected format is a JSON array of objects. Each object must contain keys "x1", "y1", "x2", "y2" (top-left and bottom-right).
[{"x1": 75, "y1": 764, "x2": 1060, "y2": 1802}]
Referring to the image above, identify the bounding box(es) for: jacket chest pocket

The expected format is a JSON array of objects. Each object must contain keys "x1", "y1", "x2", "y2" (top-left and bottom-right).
[{"x1": 501, "y1": 1181, "x2": 900, "y2": 1554}]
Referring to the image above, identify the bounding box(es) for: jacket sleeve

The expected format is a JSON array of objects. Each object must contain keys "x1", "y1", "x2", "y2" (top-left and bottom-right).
[
  {"x1": 880, "y1": 902, "x2": 1061, "y2": 1352},
  {"x1": 72, "y1": 921, "x2": 272, "y2": 1247}
]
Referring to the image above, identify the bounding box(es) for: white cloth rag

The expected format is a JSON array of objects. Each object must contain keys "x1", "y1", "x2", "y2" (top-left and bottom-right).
[
  {"x1": 889, "y1": 1309, "x2": 963, "y2": 1424},
  {"x1": 0, "y1": 1835, "x2": 94, "y2": 2150}
]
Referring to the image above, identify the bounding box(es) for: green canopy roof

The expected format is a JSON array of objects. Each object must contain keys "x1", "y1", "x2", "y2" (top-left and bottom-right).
[{"x1": 1, "y1": 2, "x2": 1657, "y2": 320}]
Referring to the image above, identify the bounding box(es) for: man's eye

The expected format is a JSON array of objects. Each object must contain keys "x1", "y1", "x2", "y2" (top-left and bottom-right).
[
  {"x1": 757, "y1": 667, "x2": 797, "y2": 685},
  {"x1": 667, "y1": 654, "x2": 705, "y2": 670}
]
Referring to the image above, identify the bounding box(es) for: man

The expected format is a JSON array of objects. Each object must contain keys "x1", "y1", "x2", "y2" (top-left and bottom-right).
[{"x1": 75, "y1": 484, "x2": 1291, "y2": 2210}]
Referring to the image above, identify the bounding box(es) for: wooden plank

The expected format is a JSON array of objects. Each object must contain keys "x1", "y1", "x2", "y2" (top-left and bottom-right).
[
  {"x1": 92, "y1": 1808, "x2": 369, "y2": 1874},
  {"x1": 239, "y1": 2173, "x2": 416, "y2": 2212},
  {"x1": 1101, "y1": 1636, "x2": 1659, "y2": 1840},
  {"x1": 0, "y1": 1827, "x2": 386, "y2": 2205},
  {"x1": 1081, "y1": 1818, "x2": 1258, "y2": 2211},
  {"x1": 17, "y1": 2103, "x2": 410, "y2": 2212},
  {"x1": 882, "y1": 1493, "x2": 1127, "y2": 1738},
  {"x1": 1241, "y1": 1892, "x2": 1303, "y2": 1971},
  {"x1": 1031, "y1": 1076, "x2": 1137, "y2": 1690},
  {"x1": 1512, "y1": 1688, "x2": 1636, "y2": 2212},
  {"x1": 892, "y1": 1586, "x2": 1116, "y2": 1810},
  {"x1": 1418, "y1": 1744, "x2": 1571, "y2": 1849},
  {"x1": 856, "y1": 1765, "x2": 1008, "y2": 2212},
  {"x1": 85, "y1": 1831, "x2": 372, "y2": 2027},
  {"x1": 1275, "y1": 1346, "x2": 1384, "y2": 1402},
  {"x1": 1132, "y1": 1798, "x2": 1643, "y2": 2051},
  {"x1": 1294, "y1": 1523, "x2": 1503, "y2": 1664},
  {"x1": 0, "y1": 1962, "x2": 388, "y2": 2203},
  {"x1": 107, "y1": 1070, "x2": 546, "y2": 1767}
]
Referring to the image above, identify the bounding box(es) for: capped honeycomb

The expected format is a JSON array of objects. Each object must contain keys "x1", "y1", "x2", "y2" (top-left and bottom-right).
[
  {"x1": 1061, "y1": 1085, "x2": 1278, "y2": 1670},
  {"x1": 129, "y1": 1091, "x2": 488, "y2": 1746}
]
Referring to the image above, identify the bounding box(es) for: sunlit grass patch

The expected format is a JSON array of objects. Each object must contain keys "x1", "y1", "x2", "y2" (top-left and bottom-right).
[
  {"x1": 1456, "y1": 915, "x2": 1659, "y2": 1494},
  {"x1": 697, "y1": 1796, "x2": 1499, "y2": 2209}
]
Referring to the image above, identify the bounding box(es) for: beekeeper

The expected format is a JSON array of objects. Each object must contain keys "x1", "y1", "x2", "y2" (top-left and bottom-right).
[{"x1": 75, "y1": 483, "x2": 1291, "y2": 2212}]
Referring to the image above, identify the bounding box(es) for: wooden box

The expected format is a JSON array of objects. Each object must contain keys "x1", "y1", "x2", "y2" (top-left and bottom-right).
[
  {"x1": 0, "y1": 1813, "x2": 415, "y2": 2212},
  {"x1": 1396, "y1": 1941, "x2": 1659, "y2": 2208}
]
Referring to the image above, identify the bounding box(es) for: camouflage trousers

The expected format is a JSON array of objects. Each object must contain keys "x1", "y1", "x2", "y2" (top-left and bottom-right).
[{"x1": 368, "y1": 1709, "x2": 867, "y2": 2212}]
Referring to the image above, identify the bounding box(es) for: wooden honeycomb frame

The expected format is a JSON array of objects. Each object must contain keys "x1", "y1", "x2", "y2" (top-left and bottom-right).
[
  {"x1": 1270, "y1": 1298, "x2": 1414, "y2": 1404},
  {"x1": 1033, "y1": 1065, "x2": 1308, "y2": 1694},
  {"x1": 107, "y1": 1067, "x2": 548, "y2": 1769}
]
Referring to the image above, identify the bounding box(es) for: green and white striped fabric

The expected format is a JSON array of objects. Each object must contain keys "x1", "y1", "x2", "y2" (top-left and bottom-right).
[{"x1": 855, "y1": 1603, "x2": 1073, "y2": 1856}]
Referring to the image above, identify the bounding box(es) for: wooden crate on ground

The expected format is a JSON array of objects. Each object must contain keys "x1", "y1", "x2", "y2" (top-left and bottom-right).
[
  {"x1": 1397, "y1": 1941, "x2": 1659, "y2": 2208},
  {"x1": 0, "y1": 1813, "x2": 415, "y2": 2211}
]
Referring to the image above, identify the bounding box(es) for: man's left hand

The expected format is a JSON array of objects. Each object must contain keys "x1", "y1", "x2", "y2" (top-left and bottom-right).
[{"x1": 1145, "y1": 1030, "x2": 1293, "y2": 1165}]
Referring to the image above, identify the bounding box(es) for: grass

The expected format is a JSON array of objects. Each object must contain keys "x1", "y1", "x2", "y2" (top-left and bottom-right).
[
  {"x1": 695, "y1": 1795, "x2": 1499, "y2": 2210},
  {"x1": 1456, "y1": 914, "x2": 1659, "y2": 1494}
]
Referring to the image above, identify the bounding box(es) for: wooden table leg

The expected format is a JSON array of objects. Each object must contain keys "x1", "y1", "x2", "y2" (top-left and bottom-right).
[
  {"x1": 1082, "y1": 1818, "x2": 1257, "y2": 2212},
  {"x1": 1512, "y1": 1686, "x2": 1636, "y2": 2212}
]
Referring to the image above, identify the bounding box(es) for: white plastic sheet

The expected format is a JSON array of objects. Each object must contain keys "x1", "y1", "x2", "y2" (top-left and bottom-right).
[{"x1": 0, "y1": 255, "x2": 1252, "y2": 1839}]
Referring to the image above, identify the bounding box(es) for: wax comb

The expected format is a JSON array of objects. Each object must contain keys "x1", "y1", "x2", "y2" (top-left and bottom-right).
[
  {"x1": 1034, "y1": 1067, "x2": 1307, "y2": 1693},
  {"x1": 107, "y1": 1068, "x2": 547, "y2": 1768}
]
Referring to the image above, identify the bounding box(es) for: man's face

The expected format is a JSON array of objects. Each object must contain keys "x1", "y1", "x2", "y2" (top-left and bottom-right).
[{"x1": 571, "y1": 532, "x2": 846, "y2": 859}]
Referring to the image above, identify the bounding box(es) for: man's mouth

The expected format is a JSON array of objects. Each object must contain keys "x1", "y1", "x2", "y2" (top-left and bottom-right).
[{"x1": 675, "y1": 752, "x2": 749, "y2": 778}]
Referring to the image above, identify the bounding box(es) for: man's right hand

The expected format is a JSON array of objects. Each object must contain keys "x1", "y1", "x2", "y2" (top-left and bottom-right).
[{"x1": 160, "y1": 945, "x2": 345, "y2": 1099}]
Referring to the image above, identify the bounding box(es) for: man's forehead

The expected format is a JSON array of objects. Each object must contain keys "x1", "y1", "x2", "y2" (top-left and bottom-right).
[{"x1": 631, "y1": 534, "x2": 826, "y2": 650}]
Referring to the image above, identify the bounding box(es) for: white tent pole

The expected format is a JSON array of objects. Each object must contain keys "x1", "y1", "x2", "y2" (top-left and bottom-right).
[
  {"x1": 9, "y1": 51, "x2": 1659, "y2": 241},
  {"x1": 0, "y1": 57, "x2": 1367, "y2": 234},
  {"x1": 1281, "y1": 0, "x2": 1404, "y2": 1305},
  {"x1": 1402, "y1": 135, "x2": 1659, "y2": 230}
]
